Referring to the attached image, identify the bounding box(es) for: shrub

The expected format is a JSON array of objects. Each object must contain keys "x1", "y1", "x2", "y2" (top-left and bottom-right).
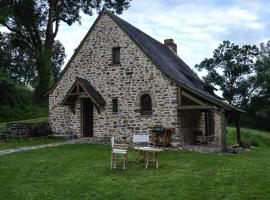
[{"x1": 0, "y1": 86, "x2": 48, "y2": 123}]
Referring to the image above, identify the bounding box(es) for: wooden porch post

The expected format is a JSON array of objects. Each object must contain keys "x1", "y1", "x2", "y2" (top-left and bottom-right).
[
  {"x1": 221, "y1": 109, "x2": 227, "y2": 152},
  {"x1": 236, "y1": 112, "x2": 241, "y2": 145}
]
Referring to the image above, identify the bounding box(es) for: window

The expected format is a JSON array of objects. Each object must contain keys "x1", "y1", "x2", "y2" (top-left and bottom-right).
[
  {"x1": 140, "y1": 94, "x2": 152, "y2": 115},
  {"x1": 112, "y1": 98, "x2": 118, "y2": 113},
  {"x1": 112, "y1": 47, "x2": 120, "y2": 64}
]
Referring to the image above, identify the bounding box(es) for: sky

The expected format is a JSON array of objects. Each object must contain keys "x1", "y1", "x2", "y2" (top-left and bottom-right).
[{"x1": 56, "y1": 0, "x2": 270, "y2": 77}]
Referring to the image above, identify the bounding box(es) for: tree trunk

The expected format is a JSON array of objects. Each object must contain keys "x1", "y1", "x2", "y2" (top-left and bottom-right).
[{"x1": 34, "y1": 50, "x2": 52, "y2": 101}]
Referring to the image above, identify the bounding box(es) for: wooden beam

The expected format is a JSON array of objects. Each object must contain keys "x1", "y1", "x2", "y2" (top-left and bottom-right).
[
  {"x1": 221, "y1": 109, "x2": 227, "y2": 152},
  {"x1": 69, "y1": 92, "x2": 85, "y2": 96},
  {"x1": 236, "y1": 112, "x2": 241, "y2": 145},
  {"x1": 178, "y1": 105, "x2": 217, "y2": 110},
  {"x1": 182, "y1": 91, "x2": 206, "y2": 105},
  {"x1": 177, "y1": 86, "x2": 182, "y2": 105}
]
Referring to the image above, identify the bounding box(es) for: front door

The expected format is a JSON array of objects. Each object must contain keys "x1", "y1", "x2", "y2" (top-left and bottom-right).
[{"x1": 82, "y1": 98, "x2": 94, "y2": 137}]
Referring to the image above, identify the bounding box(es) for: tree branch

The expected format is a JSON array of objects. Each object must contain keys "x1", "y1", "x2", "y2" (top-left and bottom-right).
[
  {"x1": 53, "y1": 19, "x2": 60, "y2": 38},
  {"x1": 3, "y1": 22, "x2": 39, "y2": 56}
]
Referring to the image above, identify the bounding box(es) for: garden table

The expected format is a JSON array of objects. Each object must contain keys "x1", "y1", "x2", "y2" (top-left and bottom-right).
[{"x1": 136, "y1": 146, "x2": 163, "y2": 169}]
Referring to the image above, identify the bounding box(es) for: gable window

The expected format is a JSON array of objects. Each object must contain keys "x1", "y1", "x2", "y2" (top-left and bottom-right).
[
  {"x1": 112, "y1": 47, "x2": 120, "y2": 64},
  {"x1": 140, "y1": 94, "x2": 152, "y2": 115},
  {"x1": 112, "y1": 98, "x2": 118, "y2": 113}
]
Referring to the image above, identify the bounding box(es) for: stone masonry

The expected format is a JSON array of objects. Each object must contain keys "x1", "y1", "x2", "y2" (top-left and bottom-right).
[
  {"x1": 49, "y1": 12, "x2": 223, "y2": 147},
  {"x1": 49, "y1": 13, "x2": 180, "y2": 145}
]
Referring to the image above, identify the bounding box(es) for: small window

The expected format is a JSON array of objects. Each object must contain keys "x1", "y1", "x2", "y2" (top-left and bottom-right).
[
  {"x1": 112, "y1": 98, "x2": 118, "y2": 113},
  {"x1": 112, "y1": 47, "x2": 120, "y2": 64},
  {"x1": 140, "y1": 94, "x2": 152, "y2": 115}
]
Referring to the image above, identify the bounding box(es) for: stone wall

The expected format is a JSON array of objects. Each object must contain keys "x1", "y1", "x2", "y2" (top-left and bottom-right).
[
  {"x1": 6, "y1": 122, "x2": 51, "y2": 137},
  {"x1": 179, "y1": 110, "x2": 205, "y2": 144},
  {"x1": 49, "y1": 13, "x2": 179, "y2": 145},
  {"x1": 213, "y1": 111, "x2": 222, "y2": 146}
]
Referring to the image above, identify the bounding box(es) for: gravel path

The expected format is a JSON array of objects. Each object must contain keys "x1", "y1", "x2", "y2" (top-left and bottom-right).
[{"x1": 0, "y1": 142, "x2": 68, "y2": 156}]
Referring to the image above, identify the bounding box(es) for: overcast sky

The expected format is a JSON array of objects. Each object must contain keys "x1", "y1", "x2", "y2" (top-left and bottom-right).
[{"x1": 57, "y1": 0, "x2": 270, "y2": 76}]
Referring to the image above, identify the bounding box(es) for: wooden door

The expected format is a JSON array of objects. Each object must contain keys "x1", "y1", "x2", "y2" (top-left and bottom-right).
[{"x1": 82, "y1": 98, "x2": 93, "y2": 137}]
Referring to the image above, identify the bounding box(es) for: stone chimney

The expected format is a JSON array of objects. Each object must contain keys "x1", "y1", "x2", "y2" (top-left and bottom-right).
[{"x1": 164, "y1": 39, "x2": 177, "y2": 53}]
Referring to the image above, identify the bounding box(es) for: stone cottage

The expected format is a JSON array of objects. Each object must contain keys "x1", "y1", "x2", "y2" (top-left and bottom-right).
[{"x1": 48, "y1": 11, "x2": 243, "y2": 151}]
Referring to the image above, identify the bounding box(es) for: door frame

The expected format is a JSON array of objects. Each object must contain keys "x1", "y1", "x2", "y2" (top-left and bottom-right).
[{"x1": 81, "y1": 98, "x2": 94, "y2": 137}]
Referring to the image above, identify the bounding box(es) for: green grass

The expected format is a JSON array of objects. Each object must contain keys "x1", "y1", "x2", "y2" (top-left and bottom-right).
[
  {"x1": 0, "y1": 144, "x2": 269, "y2": 200},
  {"x1": 0, "y1": 117, "x2": 48, "y2": 129},
  {"x1": 0, "y1": 138, "x2": 63, "y2": 150},
  {"x1": 227, "y1": 127, "x2": 270, "y2": 146}
]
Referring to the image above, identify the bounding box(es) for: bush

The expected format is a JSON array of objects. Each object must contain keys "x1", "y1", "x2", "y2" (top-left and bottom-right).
[
  {"x1": 0, "y1": 131, "x2": 25, "y2": 142},
  {"x1": 0, "y1": 86, "x2": 48, "y2": 123}
]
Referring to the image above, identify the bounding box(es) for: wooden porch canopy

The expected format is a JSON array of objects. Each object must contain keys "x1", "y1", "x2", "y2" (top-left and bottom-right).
[
  {"x1": 177, "y1": 87, "x2": 246, "y2": 150},
  {"x1": 61, "y1": 77, "x2": 106, "y2": 113}
]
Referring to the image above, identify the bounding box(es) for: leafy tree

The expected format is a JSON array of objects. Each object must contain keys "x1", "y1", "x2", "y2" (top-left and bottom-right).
[
  {"x1": 256, "y1": 41, "x2": 270, "y2": 100},
  {"x1": 195, "y1": 41, "x2": 259, "y2": 108},
  {"x1": 244, "y1": 41, "x2": 270, "y2": 130},
  {"x1": 0, "y1": 32, "x2": 65, "y2": 87},
  {"x1": 0, "y1": 0, "x2": 131, "y2": 100}
]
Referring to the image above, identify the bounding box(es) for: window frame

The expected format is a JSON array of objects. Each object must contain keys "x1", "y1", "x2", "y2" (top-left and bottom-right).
[
  {"x1": 140, "y1": 94, "x2": 152, "y2": 115},
  {"x1": 112, "y1": 47, "x2": 120, "y2": 64},
  {"x1": 112, "y1": 97, "x2": 118, "y2": 113}
]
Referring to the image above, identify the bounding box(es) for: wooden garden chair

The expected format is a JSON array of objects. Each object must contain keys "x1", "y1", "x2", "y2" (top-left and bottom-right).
[{"x1": 111, "y1": 136, "x2": 128, "y2": 170}]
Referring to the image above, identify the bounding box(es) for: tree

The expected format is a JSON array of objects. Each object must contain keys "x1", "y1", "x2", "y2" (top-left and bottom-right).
[
  {"x1": 0, "y1": 32, "x2": 65, "y2": 87},
  {"x1": 0, "y1": 0, "x2": 131, "y2": 100},
  {"x1": 245, "y1": 41, "x2": 270, "y2": 130},
  {"x1": 195, "y1": 41, "x2": 259, "y2": 108}
]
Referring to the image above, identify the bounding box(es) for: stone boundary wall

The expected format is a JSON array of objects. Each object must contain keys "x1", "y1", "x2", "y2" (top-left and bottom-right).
[{"x1": 6, "y1": 122, "x2": 51, "y2": 137}]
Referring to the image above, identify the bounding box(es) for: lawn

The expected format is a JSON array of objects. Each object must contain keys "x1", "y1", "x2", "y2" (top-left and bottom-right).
[
  {"x1": 0, "y1": 138, "x2": 63, "y2": 150},
  {"x1": 0, "y1": 144, "x2": 270, "y2": 200},
  {"x1": 227, "y1": 126, "x2": 270, "y2": 146}
]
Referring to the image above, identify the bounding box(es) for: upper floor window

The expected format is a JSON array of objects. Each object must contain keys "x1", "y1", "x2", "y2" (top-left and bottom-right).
[
  {"x1": 112, "y1": 47, "x2": 120, "y2": 64},
  {"x1": 140, "y1": 94, "x2": 152, "y2": 115},
  {"x1": 112, "y1": 98, "x2": 118, "y2": 113}
]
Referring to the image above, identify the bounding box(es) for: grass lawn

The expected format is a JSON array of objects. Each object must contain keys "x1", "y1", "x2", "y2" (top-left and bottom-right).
[
  {"x1": 0, "y1": 144, "x2": 270, "y2": 200},
  {"x1": 0, "y1": 138, "x2": 64, "y2": 150},
  {"x1": 227, "y1": 127, "x2": 270, "y2": 146}
]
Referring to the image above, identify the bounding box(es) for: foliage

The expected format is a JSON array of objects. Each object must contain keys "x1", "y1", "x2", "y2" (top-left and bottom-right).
[
  {"x1": 0, "y1": 0, "x2": 131, "y2": 100},
  {"x1": 0, "y1": 32, "x2": 65, "y2": 88},
  {"x1": 227, "y1": 127, "x2": 270, "y2": 147},
  {"x1": 0, "y1": 131, "x2": 24, "y2": 142},
  {"x1": 0, "y1": 144, "x2": 270, "y2": 199},
  {"x1": 240, "y1": 41, "x2": 270, "y2": 130},
  {"x1": 195, "y1": 40, "x2": 259, "y2": 108},
  {"x1": 0, "y1": 85, "x2": 48, "y2": 123}
]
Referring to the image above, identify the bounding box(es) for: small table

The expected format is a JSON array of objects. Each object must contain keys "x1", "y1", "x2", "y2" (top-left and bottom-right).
[{"x1": 136, "y1": 147, "x2": 163, "y2": 169}]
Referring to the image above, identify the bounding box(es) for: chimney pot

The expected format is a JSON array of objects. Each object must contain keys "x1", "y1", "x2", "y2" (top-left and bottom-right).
[{"x1": 164, "y1": 39, "x2": 177, "y2": 53}]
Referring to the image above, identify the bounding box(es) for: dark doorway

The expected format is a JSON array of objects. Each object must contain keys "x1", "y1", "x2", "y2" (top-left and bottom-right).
[{"x1": 82, "y1": 98, "x2": 94, "y2": 137}]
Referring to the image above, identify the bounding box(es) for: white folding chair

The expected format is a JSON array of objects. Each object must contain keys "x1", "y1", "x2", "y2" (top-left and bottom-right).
[
  {"x1": 132, "y1": 134, "x2": 150, "y2": 161},
  {"x1": 111, "y1": 136, "x2": 128, "y2": 169}
]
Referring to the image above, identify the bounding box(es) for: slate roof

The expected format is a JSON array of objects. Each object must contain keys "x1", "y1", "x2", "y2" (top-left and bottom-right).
[
  {"x1": 108, "y1": 12, "x2": 244, "y2": 112},
  {"x1": 50, "y1": 11, "x2": 243, "y2": 112},
  {"x1": 77, "y1": 78, "x2": 106, "y2": 106}
]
